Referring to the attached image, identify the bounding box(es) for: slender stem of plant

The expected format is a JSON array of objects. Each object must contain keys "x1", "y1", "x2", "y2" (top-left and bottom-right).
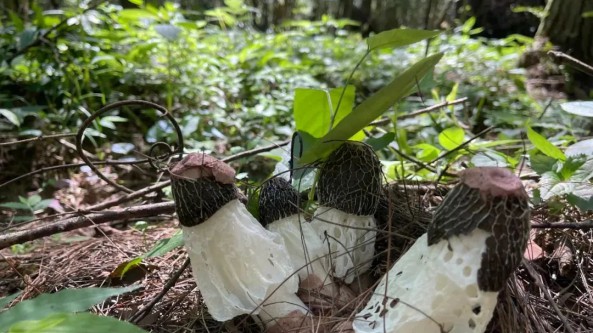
[
  {"x1": 330, "y1": 49, "x2": 370, "y2": 129},
  {"x1": 0, "y1": 133, "x2": 76, "y2": 147}
]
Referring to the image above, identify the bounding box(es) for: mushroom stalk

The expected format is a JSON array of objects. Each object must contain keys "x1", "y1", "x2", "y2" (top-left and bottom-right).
[
  {"x1": 259, "y1": 177, "x2": 356, "y2": 312},
  {"x1": 170, "y1": 153, "x2": 306, "y2": 324},
  {"x1": 352, "y1": 167, "x2": 531, "y2": 333},
  {"x1": 310, "y1": 142, "x2": 383, "y2": 284}
]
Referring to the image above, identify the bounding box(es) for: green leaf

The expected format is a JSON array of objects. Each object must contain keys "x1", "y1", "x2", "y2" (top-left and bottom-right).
[
  {"x1": 293, "y1": 86, "x2": 356, "y2": 139},
  {"x1": 559, "y1": 155, "x2": 587, "y2": 180},
  {"x1": 8, "y1": 11, "x2": 24, "y2": 32},
  {"x1": 155, "y1": 24, "x2": 181, "y2": 41},
  {"x1": 32, "y1": 199, "x2": 53, "y2": 211},
  {"x1": 142, "y1": 231, "x2": 183, "y2": 258},
  {"x1": 367, "y1": 28, "x2": 441, "y2": 51},
  {"x1": 0, "y1": 202, "x2": 31, "y2": 210},
  {"x1": 413, "y1": 143, "x2": 440, "y2": 162},
  {"x1": 299, "y1": 53, "x2": 443, "y2": 163},
  {"x1": 111, "y1": 258, "x2": 143, "y2": 278},
  {"x1": 438, "y1": 127, "x2": 464, "y2": 150},
  {"x1": 529, "y1": 153, "x2": 557, "y2": 175},
  {"x1": 584, "y1": 11, "x2": 593, "y2": 18},
  {"x1": 0, "y1": 286, "x2": 139, "y2": 328},
  {"x1": 8, "y1": 312, "x2": 148, "y2": 333},
  {"x1": 526, "y1": 126, "x2": 566, "y2": 161},
  {"x1": 365, "y1": 132, "x2": 395, "y2": 151},
  {"x1": 560, "y1": 101, "x2": 593, "y2": 117},
  {"x1": 0, "y1": 109, "x2": 21, "y2": 127},
  {"x1": 566, "y1": 138, "x2": 593, "y2": 157},
  {"x1": 567, "y1": 193, "x2": 593, "y2": 211},
  {"x1": 0, "y1": 292, "x2": 22, "y2": 311},
  {"x1": 118, "y1": 9, "x2": 157, "y2": 21}
]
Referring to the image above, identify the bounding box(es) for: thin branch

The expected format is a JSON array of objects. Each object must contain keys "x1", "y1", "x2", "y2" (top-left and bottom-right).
[
  {"x1": 370, "y1": 97, "x2": 468, "y2": 127},
  {"x1": 429, "y1": 126, "x2": 494, "y2": 163},
  {"x1": 548, "y1": 50, "x2": 593, "y2": 77},
  {"x1": 531, "y1": 220, "x2": 593, "y2": 229},
  {"x1": 0, "y1": 140, "x2": 291, "y2": 248},
  {"x1": 0, "y1": 133, "x2": 75, "y2": 147},
  {"x1": 523, "y1": 260, "x2": 576, "y2": 333},
  {"x1": 0, "y1": 202, "x2": 175, "y2": 250},
  {"x1": 0, "y1": 159, "x2": 150, "y2": 189},
  {"x1": 130, "y1": 258, "x2": 191, "y2": 324}
]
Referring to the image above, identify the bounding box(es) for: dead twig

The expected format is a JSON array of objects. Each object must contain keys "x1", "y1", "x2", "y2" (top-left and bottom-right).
[
  {"x1": 0, "y1": 202, "x2": 175, "y2": 250},
  {"x1": 531, "y1": 220, "x2": 593, "y2": 229},
  {"x1": 0, "y1": 133, "x2": 76, "y2": 147},
  {"x1": 548, "y1": 51, "x2": 593, "y2": 78},
  {"x1": 130, "y1": 257, "x2": 191, "y2": 324}
]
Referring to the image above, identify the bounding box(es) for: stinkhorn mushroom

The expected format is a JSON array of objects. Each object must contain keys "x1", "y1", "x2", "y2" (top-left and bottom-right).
[
  {"x1": 310, "y1": 142, "x2": 383, "y2": 284},
  {"x1": 352, "y1": 167, "x2": 531, "y2": 333},
  {"x1": 170, "y1": 153, "x2": 312, "y2": 331},
  {"x1": 259, "y1": 177, "x2": 356, "y2": 311}
]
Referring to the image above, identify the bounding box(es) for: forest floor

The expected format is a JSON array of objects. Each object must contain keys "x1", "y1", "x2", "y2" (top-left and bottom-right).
[{"x1": 1, "y1": 174, "x2": 592, "y2": 333}]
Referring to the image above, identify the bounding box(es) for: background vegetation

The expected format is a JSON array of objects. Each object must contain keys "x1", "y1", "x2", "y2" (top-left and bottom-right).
[{"x1": 1, "y1": 0, "x2": 593, "y2": 332}]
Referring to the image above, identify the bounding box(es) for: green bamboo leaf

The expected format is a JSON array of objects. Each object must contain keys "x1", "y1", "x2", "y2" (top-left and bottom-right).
[
  {"x1": 299, "y1": 53, "x2": 443, "y2": 163},
  {"x1": 526, "y1": 126, "x2": 566, "y2": 161},
  {"x1": 367, "y1": 28, "x2": 441, "y2": 51},
  {"x1": 142, "y1": 231, "x2": 184, "y2": 258},
  {"x1": 0, "y1": 109, "x2": 21, "y2": 127},
  {"x1": 8, "y1": 312, "x2": 148, "y2": 333},
  {"x1": 0, "y1": 286, "x2": 139, "y2": 328}
]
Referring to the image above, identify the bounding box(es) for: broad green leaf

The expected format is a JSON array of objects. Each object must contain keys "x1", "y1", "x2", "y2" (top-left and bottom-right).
[
  {"x1": 155, "y1": 24, "x2": 181, "y2": 41},
  {"x1": 0, "y1": 109, "x2": 21, "y2": 127},
  {"x1": 32, "y1": 199, "x2": 53, "y2": 211},
  {"x1": 559, "y1": 155, "x2": 587, "y2": 180},
  {"x1": 526, "y1": 126, "x2": 566, "y2": 161},
  {"x1": 142, "y1": 231, "x2": 183, "y2": 258},
  {"x1": 8, "y1": 312, "x2": 148, "y2": 333},
  {"x1": 584, "y1": 11, "x2": 593, "y2": 18},
  {"x1": 8, "y1": 11, "x2": 24, "y2": 32},
  {"x1": 438, "y1": 127, "x2": 464, "y2": 150},
  {"x1": 293, "y1": 86, "x2": 355, "y2": 139},
  {"x1": 566, "y1": 138, "x2": 593, "y2": 157},
  {"x1": 365, "y1": 132, "x2": 395, "y2": 151},
  {"x1": 0, "y1": 286, "x2": 139, "y2": 328},
  {"x1": 27, "y1": 195, "x2": 41, "y2": 207},
  {"x1": 529, "y1": 153, "x2": 557, "y2": 175},
  {"x1": 0, "y1": 202, "x2": 30, "y2": 210},
  {"x1": 299, "y1": 53, "x2": 443, "y2": 163},
  {"x1": 118, "y1": 9, "x2": 157, "y2": 21},
  {"x1": 470, "y1": 151, "x2": 509, "y2": 167},
  {"x1": 111, "y1": 143, "x2": 135, "y2": 155},
  {"x1": 110, "y1": 258, "x2": 143, "y2": 278},
  {"x1": 0, "y1": 292, "x2": 22, "y2": 311},
  {"x1": 560, "y1": 101, "x2": 593, "y2": 117},
  {"x1": 367, "y1": 28, "x2": 441, "y2": 51},
  {"x1": 567, "y1": 193, "x2": 593, "y2": 211},
  {"x1": 413, "y1": 143, "x2": 440, "y2": 162}
]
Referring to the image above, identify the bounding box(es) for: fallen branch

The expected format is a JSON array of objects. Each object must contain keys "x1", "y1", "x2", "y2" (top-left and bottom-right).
[
  {"x1": 0, "y1": 202, "x2": 175, "y2": 250},
  {"x1": 531, "y1": 220, "x2": 593, "y2": 229}
]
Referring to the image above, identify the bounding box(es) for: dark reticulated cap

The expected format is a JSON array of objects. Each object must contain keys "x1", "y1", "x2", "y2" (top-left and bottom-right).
[
  {"x1": 169, "y1": 153, "x2": 240, "y2": 227},
  {"x1": 317, "y1": 142, "x2": 383, "y2": 216},
  {"x1": 258, "y1": 177, "x2": 300, "y2": 227},
  {"x1": 427, "y1": 167, "x2": 531, "y2": 292}
]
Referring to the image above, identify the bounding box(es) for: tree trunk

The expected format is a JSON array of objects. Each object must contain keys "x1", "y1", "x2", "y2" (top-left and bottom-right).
[
  {"x1": 537, "y1": 0, "x2": 593, "y2": 96},
  {"x1": 538, "y1": 0, "x2": 593, "y2": 66}
]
